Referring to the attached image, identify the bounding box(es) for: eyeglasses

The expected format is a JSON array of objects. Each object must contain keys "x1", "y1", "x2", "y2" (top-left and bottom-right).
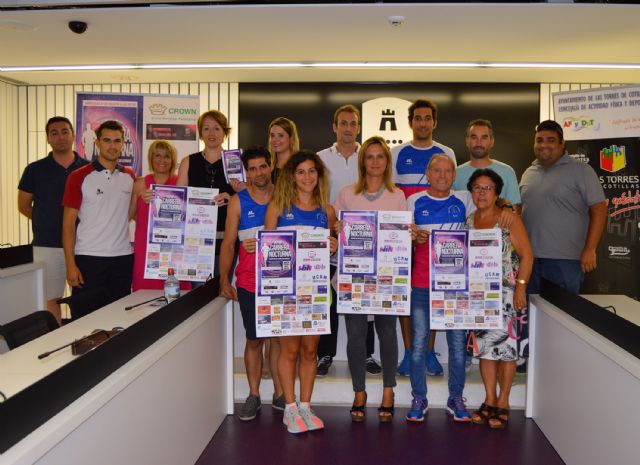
[{"x1": 471, "y1": 184, "x2": 495, "y2": 192}]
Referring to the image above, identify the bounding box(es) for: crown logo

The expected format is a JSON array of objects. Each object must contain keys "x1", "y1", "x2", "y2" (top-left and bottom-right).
[{"x1": 149, "y1": 103, "x2": 167, "y2": 115}]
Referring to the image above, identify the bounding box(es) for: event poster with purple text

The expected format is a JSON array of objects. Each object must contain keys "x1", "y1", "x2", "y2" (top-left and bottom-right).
[
  {"x1": 222, "y1": 149, "x2": 246, "y2": 183},
  {"x1": 339, "y1": 211, "x2": 377, "y2": 275},
  {"x1": 144, "y1": 186, "x2": 217, "y2": 282},
  {"x1": 148, "y1": 185, "x2": 187, "y2": 245},
  {"x1": 430, "y1": 230, "x2": 468, "y2": 291},
  {"x1": 256, "y1": 229, "x2": 331, "y2": 338},
  {"x1": 76, "y1": 93, "x2": 144, "y2": 175},
  {"x1": 430, "y1": 228, "x2": 502, "y2": 330},
  {"x1": 338, "y1": 211, "x2": 412, "y2": 316},
  {"x1": 257, "y1": 231, "x2": 296, "y2": 296}
]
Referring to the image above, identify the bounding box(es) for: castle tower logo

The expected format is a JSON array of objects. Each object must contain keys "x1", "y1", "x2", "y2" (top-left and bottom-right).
[{"x1": 362, "y1": 97, "x2": 413, "y2": 148}]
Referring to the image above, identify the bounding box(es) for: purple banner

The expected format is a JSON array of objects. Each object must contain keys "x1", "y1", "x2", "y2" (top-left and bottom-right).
[
  {"x1": 257, "y1": 230, "x2": 296, "y2": 296},
  {"x1": 430, "y1": 230, "x2": 469, "y2": 292},
  {"x1": 76, "y1": 93, "x2": 144, "y2": 175},
  {"x1": 339, "y1": 210, "x2": 377, "y2": 275}
]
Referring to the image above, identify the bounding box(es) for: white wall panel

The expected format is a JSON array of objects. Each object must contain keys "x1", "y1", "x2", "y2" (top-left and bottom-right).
[
  {"x1": 539, "y1": 83, "x2": 617, "y2": 121},
  {"x1": 0, "y1": 81, "x2": 238, "y2": 245}
]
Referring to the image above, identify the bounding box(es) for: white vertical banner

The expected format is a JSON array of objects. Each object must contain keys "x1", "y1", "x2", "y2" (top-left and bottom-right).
[{"x1": 142, "y1": 94, "x2": 200, "y2": 172}]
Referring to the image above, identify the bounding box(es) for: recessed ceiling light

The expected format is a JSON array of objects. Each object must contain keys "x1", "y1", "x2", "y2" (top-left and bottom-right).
[{"x1": 388, "y1": 16, "x2": 405, "y2": 27}]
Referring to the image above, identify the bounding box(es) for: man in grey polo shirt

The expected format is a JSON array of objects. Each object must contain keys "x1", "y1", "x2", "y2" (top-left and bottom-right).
[{"x1": 520, "y1": 120, "x2": 607, "y2": 294}]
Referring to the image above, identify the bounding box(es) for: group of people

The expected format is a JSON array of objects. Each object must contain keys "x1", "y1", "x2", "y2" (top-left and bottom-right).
[{"x1": 18, "y1": 98, "x2": 606, "y2": 435}]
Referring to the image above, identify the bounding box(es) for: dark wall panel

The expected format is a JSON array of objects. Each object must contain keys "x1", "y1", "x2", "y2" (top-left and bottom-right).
[{"x1": 239, "y1": 82, "x2": 539, "y2": 179}]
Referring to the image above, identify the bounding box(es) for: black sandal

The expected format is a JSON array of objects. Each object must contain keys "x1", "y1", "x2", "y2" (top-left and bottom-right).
[
  {"x1": 488, "y1": 407, "x2": 509, "y2": 429},
  {"x1": 350, "y1": 392, "x2": 367, "y2": 423},
  {"x1": 378, "y1": 392, "x2": 395, "y2": 423},
  {"x1": 471, "y1": 403, "x2": 496, "y2": 425}
]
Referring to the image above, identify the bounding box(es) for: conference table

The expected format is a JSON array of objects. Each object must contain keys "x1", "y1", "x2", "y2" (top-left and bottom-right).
[
  {"x1": 0, "y1": 285, "x2": 233, "y2": 465},
  {"x1": 526, "y1": 288, "x2": 639, "y2": 465},
  {"x1": 0, "y1": 261, "x2": 44, "y2": 326}
]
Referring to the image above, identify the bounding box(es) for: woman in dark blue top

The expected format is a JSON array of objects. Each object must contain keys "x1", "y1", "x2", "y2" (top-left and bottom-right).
[{"x1": 265, "y1": 150, "x2": 337, "y2": 434}]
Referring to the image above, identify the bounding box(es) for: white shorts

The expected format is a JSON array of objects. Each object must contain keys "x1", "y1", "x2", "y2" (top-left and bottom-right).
[{"x1": 33, "y1": 246, "x2": 67, "y2": 301}]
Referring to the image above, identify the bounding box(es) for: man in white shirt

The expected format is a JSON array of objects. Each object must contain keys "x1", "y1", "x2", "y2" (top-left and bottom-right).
[{"x1": 317, "y1": 105, "x2": 380, "y2": 376}]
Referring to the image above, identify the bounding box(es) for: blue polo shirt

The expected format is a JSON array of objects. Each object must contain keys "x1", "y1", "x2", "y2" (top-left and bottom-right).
[{"x1": 18, "y1": 152, "x2": 89, "y2": 247}]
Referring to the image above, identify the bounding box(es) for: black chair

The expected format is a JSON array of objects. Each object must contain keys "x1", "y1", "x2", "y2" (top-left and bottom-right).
[
  {"x1": 57, "y1": 287, "x2": 113, "y2": 321},
  {"x1": 0, "y1": 311, "x2": 59, "y2": 350}
]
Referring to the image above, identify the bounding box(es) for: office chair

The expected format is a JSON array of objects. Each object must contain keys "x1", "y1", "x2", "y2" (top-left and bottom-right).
[
  {"x1": 57, "y1": 287, "x2": 112, "y2": 321},
  {"x1": 0, "y1": 310, "x2": 59, "y2": 350}
]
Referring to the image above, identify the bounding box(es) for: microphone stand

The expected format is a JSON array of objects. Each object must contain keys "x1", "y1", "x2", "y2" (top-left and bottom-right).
[
  {"x1": 37, "y1": 332, "x2": 99, "y2": 360},
  {"x1": 125, "y1": 296, "x2": 167, "y2": 311}
]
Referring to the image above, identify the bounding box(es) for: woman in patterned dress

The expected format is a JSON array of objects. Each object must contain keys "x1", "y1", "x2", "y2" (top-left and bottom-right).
[{"x1": 465, "y1": 168, "x2": 533, "y2": 429}]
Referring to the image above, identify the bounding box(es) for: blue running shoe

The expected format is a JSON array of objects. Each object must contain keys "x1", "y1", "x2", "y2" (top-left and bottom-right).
[
  {"x1": 397, "y1": 349, "x2": 411, "y2": 377},
  {"x1": 425, "y1": 350, "x2": 443, "y2": 376},
  {"x1": 406, "y1": 396, "x2": 428, "y2": 422},
  {"x1": 446, "y1": 396, "x2": 471, "y2": 422}
]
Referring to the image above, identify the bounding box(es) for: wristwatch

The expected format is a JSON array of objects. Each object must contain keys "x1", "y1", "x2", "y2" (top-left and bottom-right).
[{"x1": 502, "y1": 203, "x2": 515, "y2": 211}]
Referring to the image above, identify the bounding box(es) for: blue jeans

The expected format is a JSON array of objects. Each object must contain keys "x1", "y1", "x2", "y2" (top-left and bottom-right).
[
  {"x1": 409, "y1": 287, "x2": 467, "y2": 399},
  {"x1": 528, "y1": 258, "x2": 584, "y2": 295}
]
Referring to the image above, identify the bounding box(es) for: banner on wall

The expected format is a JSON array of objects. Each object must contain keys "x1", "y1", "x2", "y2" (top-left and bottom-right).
[
  {"x1": 553, "y1": 85, "x2": 640, "y2": 297},
  {"x1": 337, "y1": 210, "x2": 412, "y2": 316},
  {"x1": 429, "y1": 229, "x2": 503, "y2": 330},
  {"x1": 76, "y1": 92, "x2": 199, "y2": 176},
  {"x1": 255, "y1": 229, "x2": 331, "y2": 338}
]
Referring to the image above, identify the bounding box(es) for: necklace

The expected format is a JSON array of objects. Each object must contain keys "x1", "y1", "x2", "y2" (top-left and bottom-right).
[
  {"x1": 203, "y1": 151, "x2": 221, "y2": 188},
  {"x1": 362, "y1": 185, "x2": 385, "y2": 202}
]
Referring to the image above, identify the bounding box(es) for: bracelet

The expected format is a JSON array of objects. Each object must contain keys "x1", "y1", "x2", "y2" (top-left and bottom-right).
[{"x1": 516, "y1": 279, "x2": 527, "y2": 285}]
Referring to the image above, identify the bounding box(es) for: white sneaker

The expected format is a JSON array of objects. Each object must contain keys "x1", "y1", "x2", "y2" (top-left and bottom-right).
[
  {"x1": 283, "y1": 406, "x2": 308, "y2": 434},
  {"x1": 298, "y1": 404, "x2": 324, "y2": 431}
]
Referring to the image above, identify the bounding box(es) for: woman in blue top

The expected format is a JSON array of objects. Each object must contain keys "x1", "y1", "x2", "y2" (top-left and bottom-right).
[{"x1": 265, "y1": 150, "x2": 338, "y2": 434}]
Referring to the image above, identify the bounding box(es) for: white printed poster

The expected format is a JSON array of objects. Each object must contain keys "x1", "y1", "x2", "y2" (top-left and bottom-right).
[
  {"x1": 430, "y1": 228, "x2": 503, "y2": 330},
  {"x1": 256, "y1": 229, "x2": 331, "y2": 337},
  {"x1": 144, "y1": 185, "x2": 218, "y2": 281},
  {"x1": 337, "y1": 210, "x2": 412, "y2": 316}
]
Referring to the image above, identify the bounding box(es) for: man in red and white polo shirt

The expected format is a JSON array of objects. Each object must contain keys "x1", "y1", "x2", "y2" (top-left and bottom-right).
[{"x1": 62, "y1": 120, "x2": 135, "y2": 310}]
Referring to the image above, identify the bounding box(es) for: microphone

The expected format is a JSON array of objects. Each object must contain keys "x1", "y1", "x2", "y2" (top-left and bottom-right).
[{"x1": 125, "y1": 296, "x2": 167, "y2": 311}]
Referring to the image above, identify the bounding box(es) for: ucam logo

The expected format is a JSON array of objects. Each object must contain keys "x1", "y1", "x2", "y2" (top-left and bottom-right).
[
  {"x1": 562, "y1": 116, "x2": 600, "y2": 132},
  {"x1": 600, "y1": 145, "x2": 626, "y2": 173},
  {"x1": 361, "y1": 97, "x2": 413, "y2": 149}
]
